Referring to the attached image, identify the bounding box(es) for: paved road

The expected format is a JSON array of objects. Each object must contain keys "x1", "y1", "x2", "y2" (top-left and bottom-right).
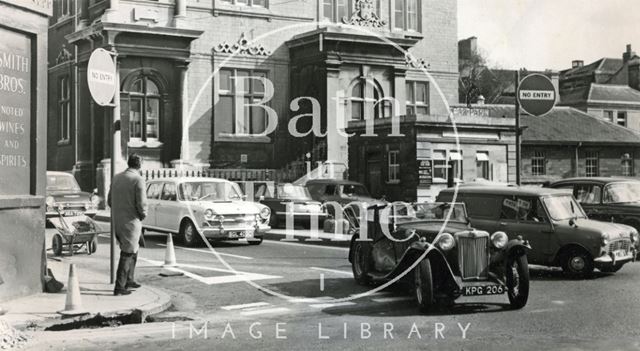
[{"x1": 37, "y1": 223, "x2": 640, "y2": 351}]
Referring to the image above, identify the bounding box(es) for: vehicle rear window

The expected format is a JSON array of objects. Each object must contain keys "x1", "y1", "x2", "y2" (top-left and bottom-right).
[
  {"x1": 463, "y1": 195, "x2": 501, "y2": 219},
  {"x1": 161, "y1": 183, "x2": 177, "y2": 201},
  {"x1": 146, "y1": 183, "x2": 161, "y2": 200}
]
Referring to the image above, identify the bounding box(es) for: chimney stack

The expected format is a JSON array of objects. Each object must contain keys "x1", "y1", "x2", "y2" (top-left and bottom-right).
[
  {"x1": 572, "y1": 60, "x2": 584, "y2": 69},
  {"x1": 623, "y1": 44, "x2": 636, "y2": 63},
  {"x1": 629, "y1": 57, "x2": 640, "y2": 91}
]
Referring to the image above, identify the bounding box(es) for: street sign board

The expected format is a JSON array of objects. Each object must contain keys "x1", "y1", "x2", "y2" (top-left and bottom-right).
[
  {"x1": 517, "y1": 73, "x2": 556, "y2": 116},
  {"x1": 87, "y1": 48, "x2": 116, "y2": 106}
]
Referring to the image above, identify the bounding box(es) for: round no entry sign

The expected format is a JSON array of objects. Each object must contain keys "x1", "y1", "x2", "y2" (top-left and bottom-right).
[
  {"x1": 87, "y1": 48, "x2": 117, "y2": 106},
  {"x1": 517, "y1": 73, "x2": 556, "y2": 116}
]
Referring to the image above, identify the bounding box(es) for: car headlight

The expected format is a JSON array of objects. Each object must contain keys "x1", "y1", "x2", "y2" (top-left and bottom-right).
[
  {"x1": 436, "y1": 233, "x2": 455, "y2": 251},
  {"x1": 491, "y1": 231, "x2": 508, "y2": 249},
  {"x1": 204, "y1": 209, "x2": 214, "y2": 220},
  {"x1": 602, "y1": 235, "x2": 609, "y2": 247},
  {"x1": 259, "y1": 207, "x2": 271, "y2": 220},
  {"x1": 90, "y1": 194, "x2": 100, "y2": 207},
  {"x1": 46, "y1": 196, "x2": 55, "y2": 209},
  {"x1": 630, "y1": 230, "x2": 639, "y2": 243}
]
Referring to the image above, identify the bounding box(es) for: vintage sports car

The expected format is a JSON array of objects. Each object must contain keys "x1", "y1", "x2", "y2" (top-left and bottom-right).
[
  {"x1": 349, "y1": 202, "x2": 531, "y2": 312},
  {"x1": 46, "y1": 171, "x2": 99, "y2": 219},
  {"x1": 143, "y1": 177, "x2": 271, "y2": 246}
]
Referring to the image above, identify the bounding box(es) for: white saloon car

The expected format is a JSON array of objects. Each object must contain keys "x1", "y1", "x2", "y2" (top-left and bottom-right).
[{"x1": 143, "y1": 177, "x2": 271, "y2": 246}]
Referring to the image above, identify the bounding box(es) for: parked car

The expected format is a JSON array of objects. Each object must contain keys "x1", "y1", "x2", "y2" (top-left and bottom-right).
[
  {"x1": 253, "y1": 182, "x2": 327, "y2": 228},
  {"x1": 46, "y1": 171, "x2": 99, "y2": 219},
  {"x1": 437, "y1": 186, "x2": 639, "y2": 275},
  {"x1": 349, "y1": 202, "x2": 530, "y2": 312},
  {"x1": 142, "y1": 177, "x2": 271, "y2": 246},
  {"x1": 548, "y1": 177, "x2": 640, "y2": 233}
]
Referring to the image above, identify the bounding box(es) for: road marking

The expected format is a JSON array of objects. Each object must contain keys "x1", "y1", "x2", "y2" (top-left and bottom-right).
[
  {"x1": 310, "y1": 266, "x2": 353, "y2": 276},
  {"x1": 288, "y1": 296, "x2": 334, "y2": 303},
  {"x1": 371, "y1": 296, "x2": 413, "y2": 303},
  {"x1": 240, "y1": 307, "x2": 290, "y2": 316},
  {"x1": 310, "y1": 301, "x2": 356, "y2": 309},
  {"x1": 265, "y1": 240, "x2": 349, "y2": 252},
  {"x1": 157, "y1": 243, "x2": 254, "y2": 260},
  {"x1": 320, "y1": 273, "x2": 325, "y2": 291},
  {"x1": 222, "y1": 302, "x2": 270, "y2": 311},
  {"x1": 140, "y1": 258, "x2": 281, "y2": 285}
]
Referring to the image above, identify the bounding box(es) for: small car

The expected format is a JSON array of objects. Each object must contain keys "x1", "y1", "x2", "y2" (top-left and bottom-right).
[
  {"x1": 438, "y1": 186, "x2": 639, "y2": 275},
  {"x1": 46, "y1": 171, "x2": 99, "y2": 219},
  {"x1": 254, "y1": 182, "x2": 328, "y2": 228},
  {"x1": 143, "y1": 177, "x2": 271, "y2": 246},
  {"x1": 349, "y1": 202, "x2": 531, "y2": 312}
]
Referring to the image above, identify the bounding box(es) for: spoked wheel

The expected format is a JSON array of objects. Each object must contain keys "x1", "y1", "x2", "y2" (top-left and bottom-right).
[
  {"x1": 52, "y1": 234, "x2": 63, "y2": 256},
  {"x1": 180, "y1": 220, "x2": 201, "y2": 247},
  {"x1": 88, "y1": 237, "x2": 98, "y2": 254},
  {"x1": 414, "y1": 259, "x2": 434, "y2": 312},
  {"x1": 351, "y1": 241, "x2": 371, "y2": 285},
  {"x1": 561, "y1": 248, "x2": 594, "y2": 278},
  {"x1": 506, "y1": 254, "x2": 529, "y2": 309}
]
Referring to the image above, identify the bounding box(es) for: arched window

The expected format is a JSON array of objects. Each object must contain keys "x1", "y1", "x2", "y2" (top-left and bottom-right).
[
  {"x1": 348, "y1": 77, "x2": 391, "y2": 121},
  {"x1": 122, "y1": 76, "x2": 161, "y2": 141}
]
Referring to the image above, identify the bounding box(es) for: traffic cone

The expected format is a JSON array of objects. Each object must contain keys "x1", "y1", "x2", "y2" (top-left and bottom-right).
[
  {"x1": 163, "y1": 234, "x2": 177, "y2": 267},
  {"x1": 58, "y1": 264, "x2": 86, "y2": 316}
]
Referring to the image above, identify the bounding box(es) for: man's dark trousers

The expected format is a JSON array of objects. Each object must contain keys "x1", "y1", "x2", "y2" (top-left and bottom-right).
[{"x1": 115, "y1": 251, "x2": 138, "y2": 292}]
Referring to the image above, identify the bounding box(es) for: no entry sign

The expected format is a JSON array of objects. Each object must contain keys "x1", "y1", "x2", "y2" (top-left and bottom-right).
[
  {"x1": 517, "y1": 73, "x2": 556, "y2": 116},
  {"x1": 87, "y1": 48, "x2": 117, "y2": 106}
]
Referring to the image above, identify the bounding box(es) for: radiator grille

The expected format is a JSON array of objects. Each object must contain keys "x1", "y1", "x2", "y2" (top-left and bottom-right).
[
  {"x1": 457, "y1": 235, "x2": 490, "y2": 279},
  {"x1": 608, "y1": 239, "x2": 631, "y2": 253}
]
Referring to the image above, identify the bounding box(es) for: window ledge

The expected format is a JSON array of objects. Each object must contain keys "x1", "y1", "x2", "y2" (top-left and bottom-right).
[
  {"x1": 57, "y1": 139, "x2": 71, "y2": 146},
  {"x1": 216, "y1": 134, "x2": 271, "y2": 143},
  {"x1": 128, "y1": 140, "x2": 164, "y2": 148}
]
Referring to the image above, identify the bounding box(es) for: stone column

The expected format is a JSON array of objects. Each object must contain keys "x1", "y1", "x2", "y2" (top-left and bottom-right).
[
  {"x1": 325, "y1": 60, "x2": 348, "y2": 164},
  {"x1": 172, "y1": 62, "x2": 191, "y2": 168},
  {"x1": 174, "y1": 0, "x2": 188, "y2": 28},
  {"x1": 78, "y1": 0, "x2": 90, "y2": 28}
]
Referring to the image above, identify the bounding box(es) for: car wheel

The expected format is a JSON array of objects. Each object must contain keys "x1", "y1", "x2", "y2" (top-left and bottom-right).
[
  {"x1": 248, "y1": 236, "x2": 263, "y2": 245},
  {"x1": 506, "y1": 254, "x2": 529, "y2": 309},
  {"x1": 52, "y1": 234, "x2": 63, "y2": 256},
  {"x1": 561, "y1": 248, "x2": 594, "y2": 277},
  {"x1": 599, "y1": 263, "x2": 624, "y2": 273},
  {"x1": 180, "y1": 220, "x2": 201, "y2": 247},
  {"x1": 414, "y1": 258, "x2": 434, "y2": 312},
  {"x1": 88, "y1": 237, "x2": 98, "y2": 254},
  {"x1": 351, "y1": 241, "x2": 371, "y2": 285}
]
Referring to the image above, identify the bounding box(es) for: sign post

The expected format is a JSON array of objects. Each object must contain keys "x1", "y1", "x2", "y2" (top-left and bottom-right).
[
  {"x1": 87, "y1": 48, "x2": 118, "y2": 284},
  {"x1": 515, "y1": 73, "x2": 557, "y2": 185}
]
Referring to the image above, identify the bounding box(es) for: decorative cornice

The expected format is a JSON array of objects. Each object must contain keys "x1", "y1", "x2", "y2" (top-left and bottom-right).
[
  {"x1": 213, "y1": 32, "x2": 271, "y2": 56},
  {"x1": 342, "y1": 0, "x2": 386, "y2": 28},
  {"x1": 405, "y1": 53, "x2": 430, "y2": 70}
]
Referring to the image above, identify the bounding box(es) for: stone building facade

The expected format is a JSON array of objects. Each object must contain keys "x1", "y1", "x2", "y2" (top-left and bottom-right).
[{"x1": 47, "y1": 0, "x2": 459, "y2": 192}]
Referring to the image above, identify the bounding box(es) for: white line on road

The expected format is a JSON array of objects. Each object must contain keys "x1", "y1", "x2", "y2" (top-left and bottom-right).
[
  {"x1": 240, "y1": 307, "x2": 291, "y2": 316},
  {"x1": 157, "y1": 243, "x2": 254, "y2": 260},
  {"x1": 371, "y1": 296, "x2": 413, "y2": 303},
  {"x1": 288, "y1": 296, "x2": 334, "y2": 303},
  {"x1": 310, "y1": 266, "x2": 353, "y2": 276},
  {"x1": 221, "y1": 302, "x2": 271, "y2": 311},
  {"x1": 265, "y1": 239, "x2": 349, "y2": 252},
  {"x1": 310, "y1": 301, "x2": 356, "y2": 309}
]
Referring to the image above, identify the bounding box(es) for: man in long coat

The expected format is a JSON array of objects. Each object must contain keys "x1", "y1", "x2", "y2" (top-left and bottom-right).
[{"x1": 108, "y1": 154, "x2": 148, "y2": 295}]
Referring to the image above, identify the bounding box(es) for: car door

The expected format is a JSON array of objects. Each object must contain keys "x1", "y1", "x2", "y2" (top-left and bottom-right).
[
  {"x1": 144, "y1": 182, "x2": 161, "y2": 228},
  {"x1": 500, "y1": 196, "x2": 553, "y2": 265},
  {"x1": 155, "y1": 181, "x2": 181, "y2": 233}
]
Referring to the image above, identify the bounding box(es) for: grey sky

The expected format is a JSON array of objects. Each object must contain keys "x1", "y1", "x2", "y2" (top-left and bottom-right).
[{"x1": 458, "y1": 0, "x2": 640, "y2": 71}]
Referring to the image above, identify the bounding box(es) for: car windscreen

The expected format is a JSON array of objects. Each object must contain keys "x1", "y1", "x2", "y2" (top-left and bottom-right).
[
  {"x1": 339, "y1": 184, "x2": 370, "y2": 197},
  {"x1": 542, "y1": 195, "x2": 587, "y2": 221},
  {"x1": 277, "y1": 184, "x2": 312, "y2": 199},
  {"x1": 179, "y1": 181, "x2": 243, "y2": 201},
  {"x1": 46, "y1": 174, "x2": 80, "y2": 192},
  {"x1": 603, "y1": 182, "x2": 640, "y2": 204},
  {"x1": 393, "y1": 202, "x2": 468, "y2": 224}
]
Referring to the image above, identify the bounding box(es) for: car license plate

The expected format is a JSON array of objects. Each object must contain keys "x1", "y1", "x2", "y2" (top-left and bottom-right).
[
  {"x1": 613, "y1": 250, "x2": 628, "y2": 259},
  {"x1": 462, "y1": 285, "x2": 505, "y2": 296},
  {"x1": 64, "y1": 210, "x2": 82, "y2": 216}
]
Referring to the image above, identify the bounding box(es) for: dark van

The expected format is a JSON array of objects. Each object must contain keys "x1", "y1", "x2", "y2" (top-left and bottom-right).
[{"x1": 437, "y1": 186, "x2": 638, "y2": 275}]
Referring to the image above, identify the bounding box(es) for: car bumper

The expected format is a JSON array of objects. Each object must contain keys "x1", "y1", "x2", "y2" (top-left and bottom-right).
[
  {"x1": 46, "y1": 210, "x2": 97, "y2": 218},
  {"x1": 594, "y1": 248, "x2": 637, "y2": 267},
  {"x1": 201, "y1": 225, "x2": 270, "y2": 240}
]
